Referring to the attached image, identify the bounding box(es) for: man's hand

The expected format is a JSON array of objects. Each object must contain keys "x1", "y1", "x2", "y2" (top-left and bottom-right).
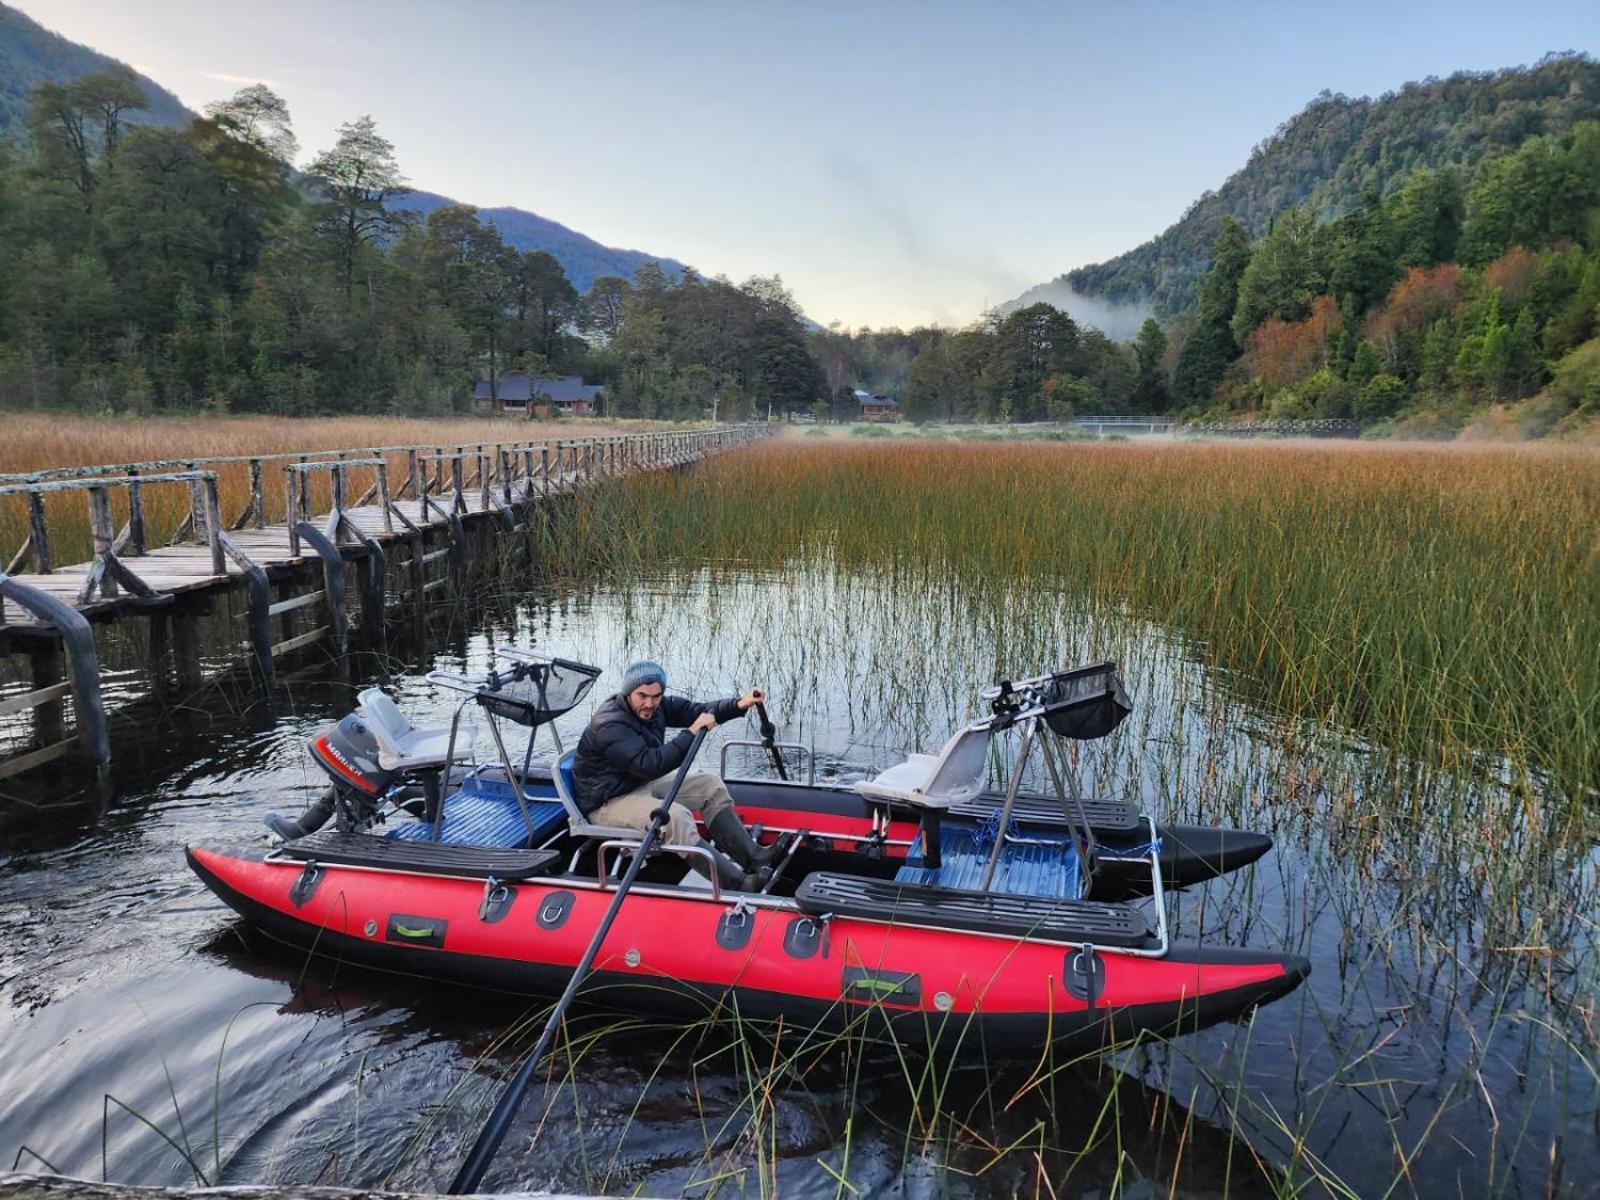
[
  {"x1": 737, "y1": 687, "x2": 767, "y2": 711},
  {"x1": 689, "y1": 711, "x2": 718, "y2": 734}
]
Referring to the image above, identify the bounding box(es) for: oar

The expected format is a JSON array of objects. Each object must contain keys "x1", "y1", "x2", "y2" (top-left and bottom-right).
[
  {"x1": 754, "y1": 700, "x2": 788, "y2": 781},
  {"x1": 447, "y1": 729, "x2": 709, "y2": 1194}
]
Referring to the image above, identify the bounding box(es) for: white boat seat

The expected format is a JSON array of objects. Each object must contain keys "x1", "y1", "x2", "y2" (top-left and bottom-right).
[
  {"x1": 854, "y1": 724, "x2": 991, "y2": 810},
  {"x1": 357, "y1": 687, "x2": 479, "y2": 773},
  {"x1": 551, "y1": 749, "x2": 649, "y2": 841}
]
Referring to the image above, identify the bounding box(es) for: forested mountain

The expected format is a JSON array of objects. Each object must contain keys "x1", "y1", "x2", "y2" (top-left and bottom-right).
[
  {"x1": 1016, "y1": 54, "x2": 1600, "y2": 318},
  {"x1": 394, "y1": 192, "x2": 686, "y2": 295},
  {"x1": 0, "y1": 2, "x2": 190, "y2": 136}
]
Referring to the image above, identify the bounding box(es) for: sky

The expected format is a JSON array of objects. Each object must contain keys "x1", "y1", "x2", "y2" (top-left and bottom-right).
[{"x1": 11, "y1": 0, "x2": 1597, "y2": 329}]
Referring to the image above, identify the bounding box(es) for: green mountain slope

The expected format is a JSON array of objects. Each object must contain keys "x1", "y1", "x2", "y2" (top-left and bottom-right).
[
  {"x1": 0, "y1": 2, "x2": 191, "y2": 135},
  {"x1": 1029, "y1": 53, "x2": 1600, "y2": 318}
]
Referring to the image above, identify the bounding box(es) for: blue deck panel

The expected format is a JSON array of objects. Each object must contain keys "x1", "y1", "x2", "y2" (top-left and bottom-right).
[
  {"x1": 895, "y1": 826, "x2": 1082, "y2": 899},
  {"x1": 387, "y1": 769, "x2": 568, "y2": 848}
]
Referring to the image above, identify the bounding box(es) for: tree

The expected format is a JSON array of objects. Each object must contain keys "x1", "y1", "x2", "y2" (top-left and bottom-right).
[
  {"x1": 583, "y1": 276, "x2": 630, "y2": 340},
  {"x1": 1230, "y1": 207, "x2": 1324, "y2": 345},
  {"x1": 1173, "y1": 218, "x2": 1251, "y2": 408},
  {"x1": 1390, "y1": 169, "x2": 1464, "y2": 268},
  {"x1": 514, "y1": 251, "x2": 579, "y2": 366},
  {"x1": 1131, "y1": 317, "x2": 1170, "y2": 410},
  {"x1": 204, "y1": 84, "x2": 297, "y2": 161},
  {"x1": 308, "y1": 116, "x2": 408, "y2": 297},
  {"x1": 1243, "y1": 294, "x2": 1341, "y2": 389},
  {"x1": 989, "y1": 303, "x2": 1080, "y2": 419}
]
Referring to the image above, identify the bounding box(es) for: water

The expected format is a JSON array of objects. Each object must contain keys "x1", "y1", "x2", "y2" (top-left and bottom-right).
[{"x1": 1, "y1": 565, "x2": 1594, "y2": 1197}]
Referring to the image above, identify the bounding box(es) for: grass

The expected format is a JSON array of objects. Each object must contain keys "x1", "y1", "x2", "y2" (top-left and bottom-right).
[{"x1": 560, "y1": 437, "x2": 1600, "y2": 801}]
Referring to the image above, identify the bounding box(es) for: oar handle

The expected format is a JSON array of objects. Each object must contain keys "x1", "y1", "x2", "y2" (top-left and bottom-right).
[
  {"x1": 754, "y1": 700, "x2": 788, "y2": 781},
  {"x1": 448, "y1": 732, "x2": 708, "y2": 1194}
]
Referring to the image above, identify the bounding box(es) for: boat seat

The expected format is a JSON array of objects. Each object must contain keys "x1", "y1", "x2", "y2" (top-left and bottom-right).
[
  {"x1": 550, "y1": 749, "x2": 651, "y2": 841},
  {"x1": 358, "y1": 687, "x2": 478, "y2": 774},
  {"x1": 853, "y1": 724, "x2": 991, "y2": 810},
  {"x1": 795, "y1": 871, "x2": 1150, "y2": 947}
]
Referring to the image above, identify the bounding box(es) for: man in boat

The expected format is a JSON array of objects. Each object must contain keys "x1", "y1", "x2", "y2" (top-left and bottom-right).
[{"x1": 573, "y1": 660, "x2": 791, "y2": 889}]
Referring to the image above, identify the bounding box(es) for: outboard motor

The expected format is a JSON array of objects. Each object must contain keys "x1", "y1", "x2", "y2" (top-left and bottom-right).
[
  {"x1": 310, "y1": 713, "x2": 398, "y2": 832},
  {"x1": 265, "y1": 713, "x2": 398, "y2": 841}
]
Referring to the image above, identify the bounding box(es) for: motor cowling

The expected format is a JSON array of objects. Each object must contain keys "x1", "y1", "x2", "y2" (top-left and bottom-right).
[{"x1": 309, "y1": 713, "x2": 398, "y2": 832}]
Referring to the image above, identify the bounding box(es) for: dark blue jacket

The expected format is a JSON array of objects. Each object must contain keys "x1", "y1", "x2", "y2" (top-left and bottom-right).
[{"x1": 572, "y1": 692, "x2": 743, "y2": 814}]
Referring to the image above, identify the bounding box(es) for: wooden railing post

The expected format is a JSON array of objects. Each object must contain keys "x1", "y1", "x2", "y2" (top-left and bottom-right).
[
  {"x1": 407, "y1": 449, "x2": 420, "y2": 499},
  {"x1": 542, "y1": 444, "x2": 551, "y2": 499},
  {"x1": 286, "y1": 467, "x2": 301, "y2": 557},
  {"x1": 26, "y1": 493, "x2": 52, "y2": 574},
  {"x1": 188, "y1": 473, "x2": 206, "y2": 546},
  {"x1": 202, "y1": 475, "x2": 225, "y2": 575},
  {"x1": 88, "y1": 484, "x2": 117, "y2": 598},
  {"x1": 127, "y1": 469, "x2": 147, "y2": 555},
  {"x1": 377, "y1": 460, "x2": 394, "y2": 534},
  {"x1": 331, "y1": 460, "x2": 347, "y2": 522},
  {"x1": 249, "y1": 457, "x2": 266, "y2": 529}
]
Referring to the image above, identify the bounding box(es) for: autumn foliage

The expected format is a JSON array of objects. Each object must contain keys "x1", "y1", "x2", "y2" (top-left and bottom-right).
[
  {"x1": 1244, "y1": 295, "x2": 1341, "y2": 387},
  {"x1": 1364, "y1": 265, "x2": 1463, "y2": 358},
  {"x1": 1481, "y1": 246, "x2": 1541, "y2": 304}
]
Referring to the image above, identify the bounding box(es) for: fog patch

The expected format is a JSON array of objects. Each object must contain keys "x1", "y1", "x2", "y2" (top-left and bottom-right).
[{"x1": 999, "y1": 279, "x2": 1154, "y2": 341}]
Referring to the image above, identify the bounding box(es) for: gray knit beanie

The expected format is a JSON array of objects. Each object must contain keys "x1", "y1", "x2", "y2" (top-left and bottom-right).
[{"x1": 620, "y1": 660, "x2": 667, "y2": 694}]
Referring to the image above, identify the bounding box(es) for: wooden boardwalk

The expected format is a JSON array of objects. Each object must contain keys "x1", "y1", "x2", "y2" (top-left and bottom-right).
[{"x1": 0, "y1": 427, "x2": 767, "y2": 781}]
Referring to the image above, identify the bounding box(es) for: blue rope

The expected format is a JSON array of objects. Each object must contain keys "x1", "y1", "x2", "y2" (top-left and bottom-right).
[
  {"x1": 969, "y1": 808, "x2": 1026, "y2": 852},
  {"x1": 1101, "y1": 838, "x2": 1163, "y2": 859}
]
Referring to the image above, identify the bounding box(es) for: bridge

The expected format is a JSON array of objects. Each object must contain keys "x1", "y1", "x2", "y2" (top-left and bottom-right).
[
  {"x1": 0, "y1": 426, "x2": 767, "y2": 784},
  {"x1": 1067, "y1": 415, "x2": 1178, "y2": 436}
]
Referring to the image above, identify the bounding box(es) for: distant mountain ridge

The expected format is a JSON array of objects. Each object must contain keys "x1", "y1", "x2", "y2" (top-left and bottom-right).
[
  {"x1": 391, "y1": 192, "x2": 687, "y2": 294},
  {"x1": 0, "y1": 2, "x2": 690, "y2": 294},
  {"x1": 1011, "y1": 53, "x2": 1600, "y2": 323},
  {"x1": 0, "y1": 2, "x2": 191, "y2": 135}
]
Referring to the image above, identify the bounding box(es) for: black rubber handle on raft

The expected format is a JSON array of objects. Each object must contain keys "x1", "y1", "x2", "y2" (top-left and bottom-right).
[
  {"x1": 447, "y1": 729, "x2": 710, "y2": 1194},
  {"x1": 755, "y1": 701, "x2": 788, "y2": 781}
]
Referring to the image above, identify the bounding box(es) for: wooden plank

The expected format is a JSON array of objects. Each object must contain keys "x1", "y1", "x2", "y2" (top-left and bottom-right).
[
  {"x1": 267, "y1": 591, "x2": 322, "y2": 618},
  {"x1": 0, "y1": 681, "x2": 72, "y2": 718},
  {"x1": 0, "y1": 736, "x2": 77, "y2": 780},
  {"x1": 271, "y1": 625, "x2": 328, "y2": 656}
]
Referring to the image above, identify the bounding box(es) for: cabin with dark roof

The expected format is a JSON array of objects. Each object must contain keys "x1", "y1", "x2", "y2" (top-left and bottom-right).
[
  {"x1": 855, "y1": 390, "x2": 900, "y2": 422},
  {"x1": 474, "y1": 373, "x2": 605, "y2": 417}
]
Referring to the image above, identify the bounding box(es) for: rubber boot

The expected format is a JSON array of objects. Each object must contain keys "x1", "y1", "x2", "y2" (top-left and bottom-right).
[
  {"x1": 707, "y1": 808, "x2": 795, "y2": 870},
  {"x1": 690, "y1": 838, "x2": 770, "y2": 892},
  {"x1": 264, "y1": 786, "x2": 336, "y2": 841}
]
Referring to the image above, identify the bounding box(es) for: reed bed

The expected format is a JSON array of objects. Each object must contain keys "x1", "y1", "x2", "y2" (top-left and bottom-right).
[
  {"x1": 555, "y1": 438, "x2": 1600, "y2": 804},
  {"x1": 0, "y1": 413, "x2": 686, "y2": 565}
]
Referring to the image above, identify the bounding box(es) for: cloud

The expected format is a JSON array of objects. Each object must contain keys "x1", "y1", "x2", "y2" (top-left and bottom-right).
[
  {"x1": 198, "y1": 70, "x2": 279, "y2": 88},
  {"x1": 820, "y1": 151, "x2": 1030, "y2": 328}
]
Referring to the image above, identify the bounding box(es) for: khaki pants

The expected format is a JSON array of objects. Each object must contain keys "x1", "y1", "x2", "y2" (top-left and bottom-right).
[{"x1": 587, "y1": 771, "x2": 735, "y2": 846}]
